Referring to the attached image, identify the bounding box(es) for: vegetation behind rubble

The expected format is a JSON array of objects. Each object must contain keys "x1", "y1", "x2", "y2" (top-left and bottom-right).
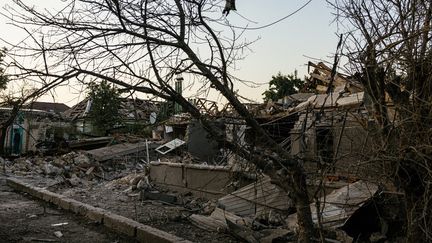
[
  {"x1": 262, "y1": 71, "x2": 306, "y2": 102},
  {"x1": 87, "y1": 80, "x2": 122, "y2": 136}
]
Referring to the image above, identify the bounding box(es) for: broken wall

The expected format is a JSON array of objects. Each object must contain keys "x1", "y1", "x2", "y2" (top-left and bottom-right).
[
  {"x1": 149, "y1": 161, "x2": 233, "y2": 199},
  {"x1": 291, "y1": 108, "x2": 372, "y2": 177}
]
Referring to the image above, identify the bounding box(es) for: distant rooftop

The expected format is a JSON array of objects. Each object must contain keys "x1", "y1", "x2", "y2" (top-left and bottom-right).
[{"x1": 26, "y1": 102, "x2": 70, "y2": 113}]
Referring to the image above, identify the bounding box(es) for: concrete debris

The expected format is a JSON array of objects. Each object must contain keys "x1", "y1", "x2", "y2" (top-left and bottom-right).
[
  {"x1": 53, "y1": 231, "x2": 63, "y2": 238},
  {"x1": 68, "y1": 174, "x2": 82, "y2": 186},
  {"x1": 84, "y1": 141, "x2": 154, "y2": 162},
  {"x1": 72, "y1": 154, "x2": 92, "y2": 167},
  {"x1": 7, "y1": 152, "x2": 102, "y2": 186},
  {"x1": 51, "y1": 222, "x2": 68, "y2": 227},
  {"x1": 189, "y1": 180, "x2": 293, "y2": 242},
  {"x1": 225, "y1": 217, "x2": 292, "y2": 243},
  {"x1": 287, "y1": 180, "x2": 379, "y2": 229},
  {"x1": 85, "y1": 166, "x2": 95, "y2": 175},
  {"x1": 189, "y1": 207, "x2": 249, "y2": 232},
  {"x1": 217, "y1": 175, "x2": 293, "y2": 218},
  {"x1": 225, "y1": 218, "x2": 260, "y2": 243},
  {"x1": 67, "y1": 137, "x2": 113, "y2": 150},
  {"x1": 42, "y1": 163, "x2": 62, "y2": 176}
]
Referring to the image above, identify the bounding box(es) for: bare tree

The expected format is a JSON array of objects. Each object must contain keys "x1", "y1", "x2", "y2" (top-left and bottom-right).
[
  {"x1": 4, "y1": 0, "x2": 315, "y2": 241},
  {"x1": 329, "y1": 0, "x2": 432, "y2": 241}
]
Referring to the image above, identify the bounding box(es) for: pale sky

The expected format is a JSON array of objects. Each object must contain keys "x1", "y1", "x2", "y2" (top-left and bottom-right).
[{"x1": 0, "y1": 0, "x2": 339, "y2": 106}]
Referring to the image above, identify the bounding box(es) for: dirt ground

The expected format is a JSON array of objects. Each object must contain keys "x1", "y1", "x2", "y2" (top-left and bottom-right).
[
  {"x1": 0, "y1": 175, "x2": 138, "y2": 243},
  {"x1": 44, "y1": 176, "x2": 236, "y2": 242},
  {"x1": 2, "y1": 153, "x2": 238, "y2": 243}
]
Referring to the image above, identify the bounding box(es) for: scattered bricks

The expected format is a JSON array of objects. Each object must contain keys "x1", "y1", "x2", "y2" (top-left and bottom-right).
[
  {"x1": 85, "y1": 205, "x2": 106, "y2": 223},
  {"x1": 136, "y1": 225, "x2": 191, "y2": 243},
  {"x1": 103, "y1": 212, "x2": 140, "y2": 237}
]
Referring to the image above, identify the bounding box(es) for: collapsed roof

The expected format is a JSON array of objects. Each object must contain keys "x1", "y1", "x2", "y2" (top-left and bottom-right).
[{"x1": 63, "y1": 98, "x2": 161, "y2": 121}]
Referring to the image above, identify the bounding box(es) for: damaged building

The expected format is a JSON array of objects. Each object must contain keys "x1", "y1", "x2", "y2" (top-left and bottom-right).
[
  {"x1": 0, "y1": 62, "x2": 405, "y2": 243},
  {"x1": 0, "y1": 105, "x2": 72, "y2": 155},
  {"x1": 63, "y1": 97, "x2": 162, "y2": 136}
]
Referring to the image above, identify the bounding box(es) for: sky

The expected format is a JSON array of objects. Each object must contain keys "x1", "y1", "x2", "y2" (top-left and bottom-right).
[{"x1": 0, "y1": 0, "x2": 340, "y2": 106}]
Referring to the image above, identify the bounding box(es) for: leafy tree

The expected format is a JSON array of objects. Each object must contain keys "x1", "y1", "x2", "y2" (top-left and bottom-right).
[
  {"x1": 87, "y1": 80, "x2": 122, "y2": 135},
  {"x1": 263, "y1": 71, "x2": 305, "y2": 101}
]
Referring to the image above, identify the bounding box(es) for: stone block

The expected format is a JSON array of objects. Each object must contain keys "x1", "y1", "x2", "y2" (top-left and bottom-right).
[
  {"x1": 41, "y1": 190, "x2": 58, "y2": 203},
  {"x1": 103, "y1": 212, "x2": 140, "y2": 237},
  {"x1": 136, "y1": 225, "x2": 189, "y2": 243},
  {"x1": 31, "y1": 188, "x2": 46, "y2": 200},
  {"x1": 20, "y1": 183, "x2": 33, "y2": 195},
  {"x1": 57, "y1": 197, "x2": 72, "y2": 210},
  {"x1": 69, "y1": 199, "x2": 88, "y2": 215},
  {"x1": 5, "y1": 178, "x2": 20, "y2": 190},
  {"x1": 51, "y1": 194, "x2": 66, "y2": 206},
  {"x1": 85, "y1": 206, "x2": 106, "y2": 223}
]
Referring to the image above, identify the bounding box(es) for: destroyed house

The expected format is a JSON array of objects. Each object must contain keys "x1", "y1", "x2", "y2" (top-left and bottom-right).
[
  {"x1": 63, "y1": 98, "x2": 162, "y2": 135},
  {"x1": 221, "y1": 62, "x2": 372, "y2": 178},
  {"x1": 286, "y1": 62, "x2": 372, "y2": 177},
  {"x1": 0, "y1": 107, "x2": 71, "y2": 154},
  {"x1": 290, "y1": 92, "x2": 369, "y2": 175}
]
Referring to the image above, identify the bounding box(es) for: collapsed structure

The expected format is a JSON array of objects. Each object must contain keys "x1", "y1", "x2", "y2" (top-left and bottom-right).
[{"x1": 1, "y1": 62, "x2": 404, "y2": 242}]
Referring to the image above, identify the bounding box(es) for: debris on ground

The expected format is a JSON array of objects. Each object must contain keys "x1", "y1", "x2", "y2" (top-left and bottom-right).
[
  {"x1": 53, "y1": 231, "x2": 63, "y2": 238},
  {"x1": 3, "y1": 134, "x2": 407, "y2": 242},
  {"x1": 286, "y1": 180, "x2": 379, "y2": 230},
  {"x1": 217, "y1": 175, "x2": 294, "y2": 218}
]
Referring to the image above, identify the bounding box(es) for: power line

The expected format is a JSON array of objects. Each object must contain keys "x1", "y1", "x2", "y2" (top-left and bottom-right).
[{"x1": 222, "y1": 0, "x2": 313, "y2": 30}]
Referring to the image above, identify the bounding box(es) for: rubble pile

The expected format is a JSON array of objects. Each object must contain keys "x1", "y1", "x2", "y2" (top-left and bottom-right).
[
  {"x1": 0, "y1": 61, "x2": 407, "y2": 242},
  {"x1": 5, "y1": 151, "x2": 140, "y2": 184},
  {"x1": 8, "y1": 152, "x2": 89, "y2": 176}
]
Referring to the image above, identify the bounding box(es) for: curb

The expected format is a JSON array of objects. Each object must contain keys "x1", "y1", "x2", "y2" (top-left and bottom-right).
[{"x1": 6, "y1": 178, "x2": 191, "y2": 243}]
